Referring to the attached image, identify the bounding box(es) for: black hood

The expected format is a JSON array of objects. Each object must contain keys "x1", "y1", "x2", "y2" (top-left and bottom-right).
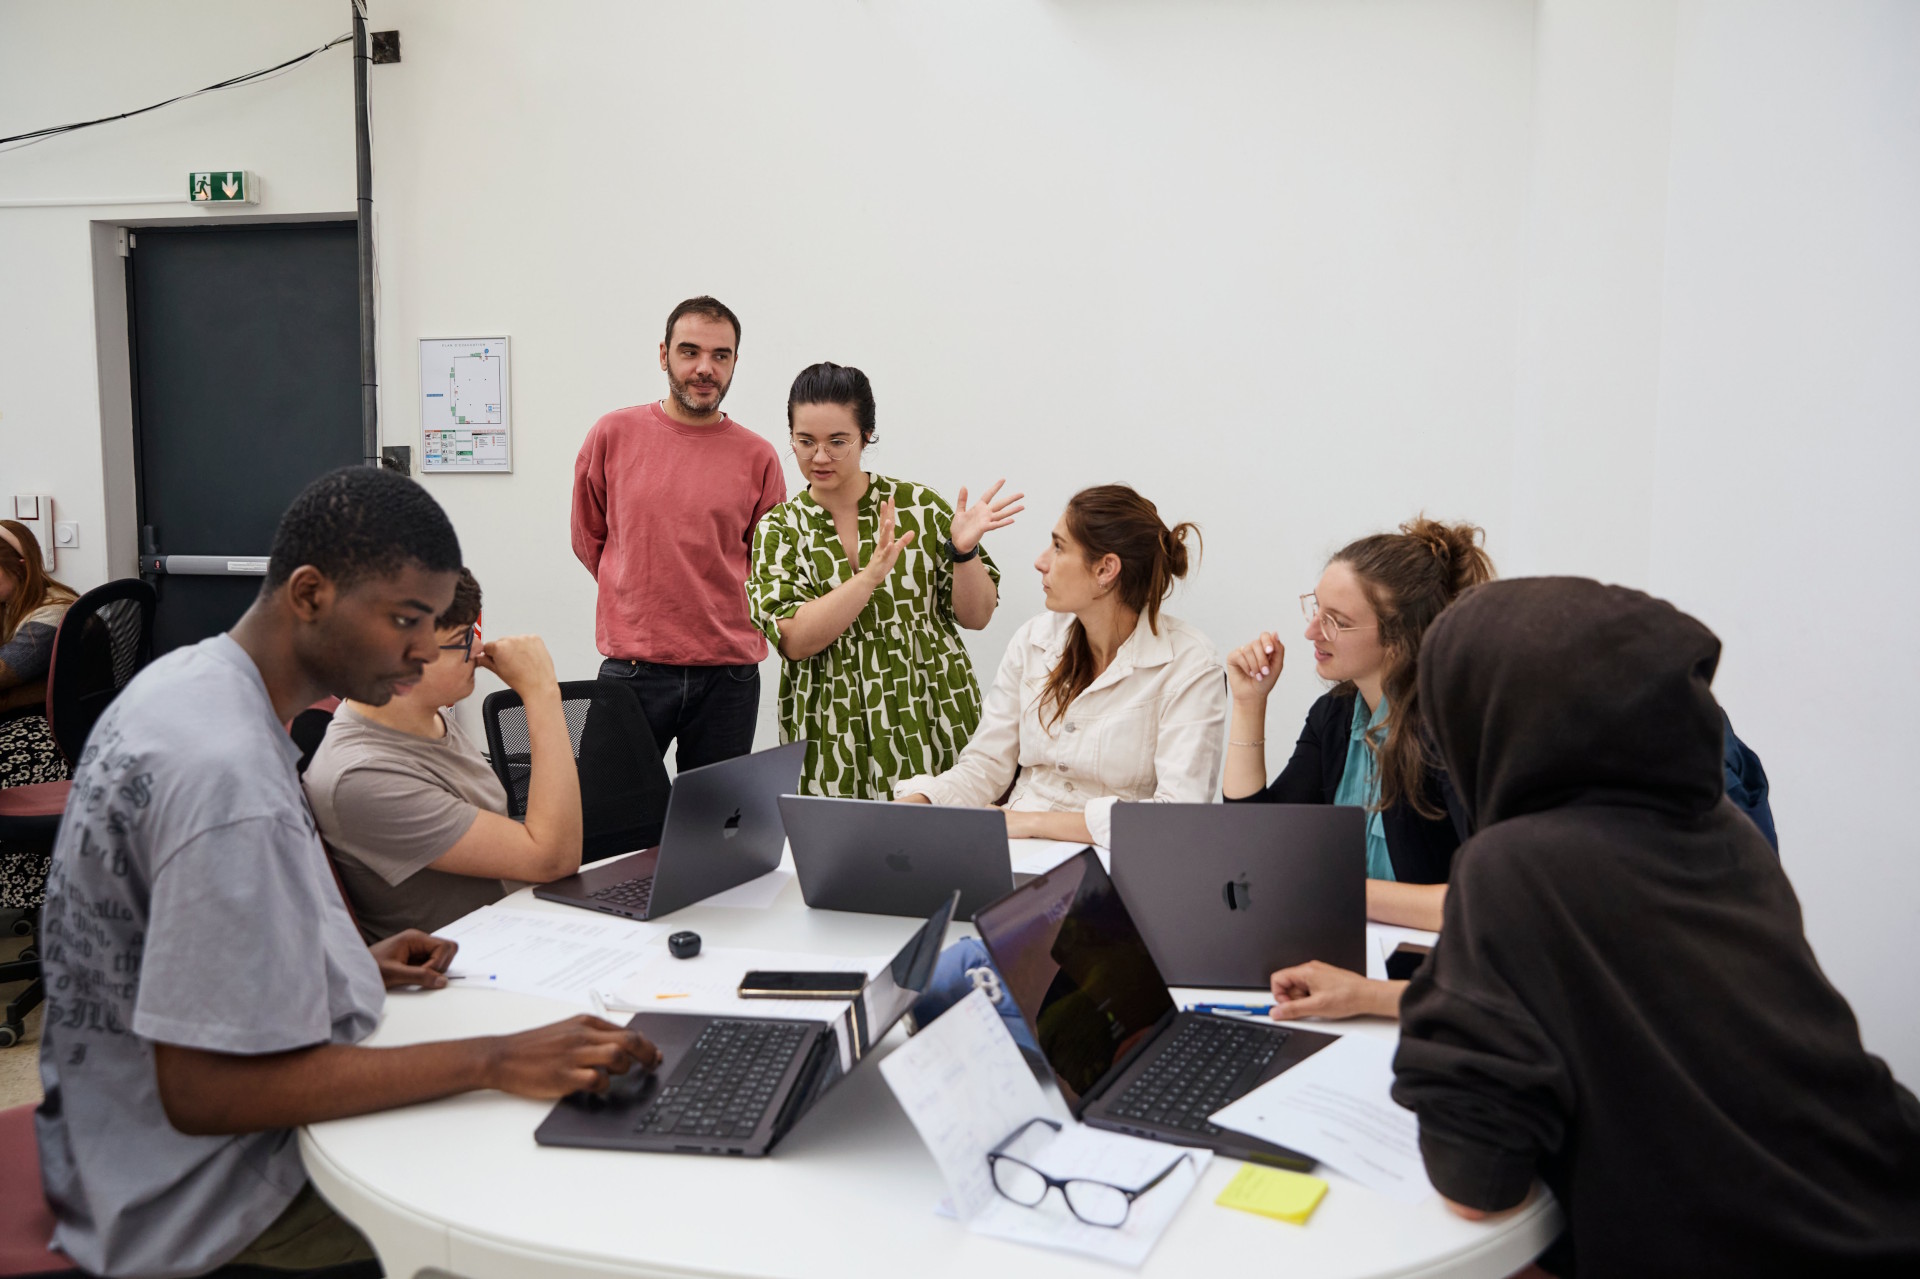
[{"x1": 1418, "y1": 577, "x2": 1725, "y2": 828}]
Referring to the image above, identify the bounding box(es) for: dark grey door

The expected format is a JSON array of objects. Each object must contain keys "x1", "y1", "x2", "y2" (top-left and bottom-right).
[{"x1": 127, "y1": 222, "x2": 363, "y2": 654}]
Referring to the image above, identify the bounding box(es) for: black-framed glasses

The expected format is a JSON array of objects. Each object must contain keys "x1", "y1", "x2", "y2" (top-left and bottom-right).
[
  {"x1": 438, "y1": 624, "x2": 476, "y2": 661},
  {"x1": 986, "y1": 1117, "x2": 1195, "y2": 1228}
]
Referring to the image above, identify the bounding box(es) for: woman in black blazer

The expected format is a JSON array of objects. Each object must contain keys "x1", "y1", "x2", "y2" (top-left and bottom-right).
[{"x1": 1222, "y1": 517, "x2": 1493, "y2": 937}]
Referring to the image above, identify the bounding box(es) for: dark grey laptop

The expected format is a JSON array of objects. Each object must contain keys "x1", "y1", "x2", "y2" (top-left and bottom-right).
[
  {"x1": 536, "y1": 891, "x2": 957, "y2": 1157},
  {"x1": 780, "y1": 795, "x2": 1032, "y2": 921},
  {"x1": 1110, "y1": 802, "x2": 1367, "y2": 988},
  {"x1": 974, "y1": 849, "x2": 1336, "y2": 1171},
  {"x1": 534, "y1": 741, "x2": 805, "y2": 922}
]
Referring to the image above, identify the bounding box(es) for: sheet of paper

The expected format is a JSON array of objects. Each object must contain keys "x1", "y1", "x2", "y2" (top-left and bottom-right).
[
  {"x1": 1367, "y1": 923, "x2": 1440, "y2": 982},
  {"x1": 608, "y1": 945, "x2": 886, "y2": 1023},
  {"x1": 698, "y1": 868, "x2": 791, "y2": 909},
  {"x1": 1210, "y1": 1032, "x2": 1434, "y2": 1204},
  {"x1": 1009, "y1": 838, "x2": 1110, "y2": 877},
  {"x1": 1214, "y1": 1163, "x2": 1328, "y2": 1225},
  {"x1": 970, "y1": 1123, "x2": 1211, "y2": 1268},
  {"x1": 879, "y1": 989, "x2": 1057, "y2": 1220},
  {"x1": 435, "y1": 907, "x2": 666, "y2": 1006},
  {"x1": 881, "y1": 991, "x2": 1208, "y2": 1267}
]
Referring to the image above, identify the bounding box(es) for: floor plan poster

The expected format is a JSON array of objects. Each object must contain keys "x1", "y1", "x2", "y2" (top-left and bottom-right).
[{"x1": 420, "y1": 337, "x2": 513, "y2": 472}]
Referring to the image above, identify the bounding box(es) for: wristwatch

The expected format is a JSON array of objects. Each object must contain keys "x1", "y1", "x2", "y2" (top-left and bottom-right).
[{"x1": 945, "y1": 538, "x2": 981, "y2": 563}]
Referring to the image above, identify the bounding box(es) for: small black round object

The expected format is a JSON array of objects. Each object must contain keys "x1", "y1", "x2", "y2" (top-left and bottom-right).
[{"x1": 668, "y1": 931, "x2": 701, "y2": 959}]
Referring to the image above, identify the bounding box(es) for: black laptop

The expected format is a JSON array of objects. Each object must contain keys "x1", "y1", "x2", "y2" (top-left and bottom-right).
[
  {"x1": 536, "y1": 891, "x2": 958, "y2": 1157},
  {"x1": 534, "y1": 741, "x2": 805, "y2": 921},
  {"x1": 780, "y1": 795, "x2": 1033, "y2": 921},
  {"x1": 1110, "y1": 802, "x2": 1367, "y2": 988},
  {"x1": 973, "y1": 848, "x2": 1337, "y2": 1170}
]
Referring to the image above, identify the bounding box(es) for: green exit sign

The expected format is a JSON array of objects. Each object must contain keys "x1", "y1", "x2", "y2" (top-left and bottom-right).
[{"x1": 189, "y1": 171, "x2": 257, "y2": 204}]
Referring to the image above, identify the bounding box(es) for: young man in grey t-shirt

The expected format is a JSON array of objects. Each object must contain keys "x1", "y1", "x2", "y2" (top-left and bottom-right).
[{"x1": 36, "y1": 467, "x2": 660, "y2": 1278}]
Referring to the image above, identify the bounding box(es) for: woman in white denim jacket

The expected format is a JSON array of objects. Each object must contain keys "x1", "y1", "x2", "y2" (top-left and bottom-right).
[{"x1": 895, "y1": 484, "x2": 1227, "y2": 846}]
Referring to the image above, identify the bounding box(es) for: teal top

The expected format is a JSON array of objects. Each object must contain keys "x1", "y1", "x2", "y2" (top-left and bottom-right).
[{"x1": 1333, "y1": 692, "x2": 1396, "y2": 881}]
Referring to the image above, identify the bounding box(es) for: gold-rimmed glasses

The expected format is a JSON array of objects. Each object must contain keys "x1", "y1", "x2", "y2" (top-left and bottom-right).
[
  {"x1": 791, "y1": 436, "x2": 856, "y2": 461},
  {"x1": 1300, "y1": 593, "x2": 1377, "y2": 645}
]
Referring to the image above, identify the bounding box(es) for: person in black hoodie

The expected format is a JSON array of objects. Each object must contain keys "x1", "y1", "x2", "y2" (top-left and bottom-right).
[{"x1": 1392, "y1": 577, "x2": 1920, "y2": 1277}]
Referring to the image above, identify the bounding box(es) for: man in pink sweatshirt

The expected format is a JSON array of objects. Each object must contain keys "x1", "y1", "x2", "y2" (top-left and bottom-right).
[{"x1": 572, "y1": 297, "x2": 785, "y2": 770}]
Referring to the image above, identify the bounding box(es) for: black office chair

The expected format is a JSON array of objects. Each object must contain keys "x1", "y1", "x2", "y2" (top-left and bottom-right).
[
  {"x1": 0, "y1": 579, "x2": 157, "y2": 1046},
  {"x1": 45, "y1": 578, "x2": 157, "y2": 766},
  {"x1": 482, "y1": 679, "x2": 672, "y2": 864}
]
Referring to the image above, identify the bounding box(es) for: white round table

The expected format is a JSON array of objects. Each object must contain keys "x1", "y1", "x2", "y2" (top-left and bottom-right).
[{"x1": 302, "y1": 848, "x2": 1559, "y2": 1279}]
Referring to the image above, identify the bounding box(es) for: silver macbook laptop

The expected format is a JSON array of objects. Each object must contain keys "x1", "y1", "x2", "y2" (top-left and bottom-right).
[
  {"x1": 780, "y1": 795, "x2": 1029, "y2": 921},
  {"x1": 1110, "y1": 802, "x2": 1367, "y2": 988},
  {"x1": 534, "y1": 741, "x2": 806, "y2": 922}
]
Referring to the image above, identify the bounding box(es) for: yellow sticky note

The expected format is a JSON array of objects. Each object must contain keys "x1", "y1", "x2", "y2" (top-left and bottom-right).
[{"x1": 1215, "y1": 1163, "x2": 1329, "y2": 1225}]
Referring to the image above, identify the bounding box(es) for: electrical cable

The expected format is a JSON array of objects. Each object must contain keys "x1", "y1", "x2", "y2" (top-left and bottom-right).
[{"x1": 0, "y1": 31, "x2": 352, "y2": 152}]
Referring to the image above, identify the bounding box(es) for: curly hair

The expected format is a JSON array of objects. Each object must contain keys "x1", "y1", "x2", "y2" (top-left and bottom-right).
[
  {"x1": 436, "y1": 567, "x2": 482, "y2": 630},
  {"x1": 1332, "y1": 516, "x2": 1495, "y2": 818},
  {"x1": 264, "y1": 466, "x2": 462, "y2": 592}
]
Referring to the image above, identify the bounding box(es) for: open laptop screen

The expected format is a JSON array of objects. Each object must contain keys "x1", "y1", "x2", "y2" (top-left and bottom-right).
[{"x1": 973, "y1": 850, "x2": 1176, "y2": 1109}]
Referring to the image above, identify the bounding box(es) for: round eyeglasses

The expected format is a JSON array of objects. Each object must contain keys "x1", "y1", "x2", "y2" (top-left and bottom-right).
[
  {"x1": 791, "y1": 437, "x2": 856, "y2": 460},
  {"x1": 1300, "y1": 593, "x2": 1377, "y2": 645}
]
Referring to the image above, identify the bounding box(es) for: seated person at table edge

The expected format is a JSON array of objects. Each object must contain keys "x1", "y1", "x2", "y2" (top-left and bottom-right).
[
  {"x1": 305, "y1": 566, "x2": 583, "y2": 942},
  {"x1": 896, "y1": 484, "x2": 1227, "y2": 846},
  {"x1": 1224, "y1": 517, "x2": 1492, "y2": 933},
  {"x1": 36, "y1": 466, "x2": 658, "y2": 1279},
  {"x1": 0, "y1": 518, "x2": 77, "y2": 796},
  {"x1": 1393, "y1": 577, "x2": 1920, "y2": 1272}
]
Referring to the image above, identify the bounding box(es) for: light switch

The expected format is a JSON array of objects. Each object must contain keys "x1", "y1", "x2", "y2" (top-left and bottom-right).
[
  {"x1": 55, "y1": 522, "x2": 79, "y2": 548},
  {"x1": 12, "y1": 495, "x2": 39, "y2": 520}
]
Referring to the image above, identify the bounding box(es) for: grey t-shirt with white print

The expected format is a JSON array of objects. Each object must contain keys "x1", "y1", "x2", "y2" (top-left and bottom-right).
[{"x1": 35, "y1": 634, "x2": 385, "y2": 1279}]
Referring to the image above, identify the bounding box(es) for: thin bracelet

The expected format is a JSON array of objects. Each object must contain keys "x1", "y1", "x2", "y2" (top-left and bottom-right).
[{"x1": 1229, "y1": 738, "x2": 1265, "y2": 747}]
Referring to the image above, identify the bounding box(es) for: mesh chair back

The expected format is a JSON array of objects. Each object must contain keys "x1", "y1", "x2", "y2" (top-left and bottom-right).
[
  {"x1": 482, "y1": 679, "x2": 672, "y2": 863},
  {"x1": 46, "y1": 579, "x2": 157, "y2": 766}
]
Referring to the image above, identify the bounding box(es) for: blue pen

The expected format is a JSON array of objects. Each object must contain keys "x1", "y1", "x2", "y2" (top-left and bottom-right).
[{"x1": 1186, "y1": 1001, "x2": 1273, "y2": 1016}]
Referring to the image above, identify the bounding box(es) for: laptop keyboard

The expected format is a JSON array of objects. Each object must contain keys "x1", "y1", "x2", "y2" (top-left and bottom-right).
[
  {"x1": 589, "y1": 873, "x2": 655, "y2": 914},
  {"x1": 635, "y1": 1020, "x2": 812, "y2": 1140},
  {"x1": 1106, "y1": 1017, "x2": 1289, "y2": 1136}
]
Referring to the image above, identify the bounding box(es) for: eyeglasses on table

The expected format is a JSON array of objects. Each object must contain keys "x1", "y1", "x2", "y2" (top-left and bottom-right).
[{"x1": 987, "y1": 1117, "x2": 1195, "y2": 1229}]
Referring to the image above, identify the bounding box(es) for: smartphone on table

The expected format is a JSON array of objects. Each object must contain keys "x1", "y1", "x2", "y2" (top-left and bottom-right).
[{"x1": 737, "y1": 970, "x2": 867, "y2": 1000}]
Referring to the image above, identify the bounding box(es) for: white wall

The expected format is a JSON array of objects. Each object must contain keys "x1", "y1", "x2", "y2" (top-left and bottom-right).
[
  {"x1": 1647, "y1": 0, "x2": 1920, "y2": 1077},
  {"x1": 0, "y1": 0, "x2": 358, "y2": 584},
  {"x1": 369, "y1": 0, "x2": 1537, "y2": 759},
  {"x1": 3, "y1": 0, "x2": 1917, "y2": 1082}
]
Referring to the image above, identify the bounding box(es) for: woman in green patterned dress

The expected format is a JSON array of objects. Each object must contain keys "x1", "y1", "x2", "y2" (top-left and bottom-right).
[{"x1": 750, "y1": 363, "x2": 1023, "y2": 798}]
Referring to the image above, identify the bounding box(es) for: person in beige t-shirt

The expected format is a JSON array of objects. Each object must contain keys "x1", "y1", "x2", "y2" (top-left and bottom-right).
[{"x1": 304, "y1": 569, "x2": 584, "y2": 940}]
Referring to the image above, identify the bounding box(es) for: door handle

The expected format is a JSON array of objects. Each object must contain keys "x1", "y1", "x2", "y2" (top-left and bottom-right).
[{"x1": 143, "y1": 554, "x2": 270, "y2": 576}]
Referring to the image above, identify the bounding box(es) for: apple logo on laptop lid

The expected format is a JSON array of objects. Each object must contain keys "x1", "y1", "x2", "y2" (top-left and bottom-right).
[
  {"x1": 885, "y1": 851, "x2": 913, "y2": 873},
  {"x1": 722, "y1": 808, "x2": 742, "y2": 839},
  {"x1": 1222, "y1": 877, "x2": 1252, "y2": 911}
]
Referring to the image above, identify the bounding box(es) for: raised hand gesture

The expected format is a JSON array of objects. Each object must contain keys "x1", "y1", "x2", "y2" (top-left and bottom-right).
[
  {"x1": 1225, "y1": 631, "x2": 1285, "y2": 705},
  {"x1": 859, "y1": 498, "x2": 916, "y2": 585},
  {"x1": 949, "y1": 480, "x2": 1025, "y2": 555}
]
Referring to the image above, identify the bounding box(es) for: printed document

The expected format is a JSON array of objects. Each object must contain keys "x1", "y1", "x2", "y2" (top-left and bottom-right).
[
  {"x1": 436, "y1": 908, "x2": 666, "y2": 1006},
  {"x1": 1210, "y1": 1032, "x2": 1434, "y2": 1204},
  {"x1": 882, "y1": 990, "x2": 1209, "y2": 1267}
]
